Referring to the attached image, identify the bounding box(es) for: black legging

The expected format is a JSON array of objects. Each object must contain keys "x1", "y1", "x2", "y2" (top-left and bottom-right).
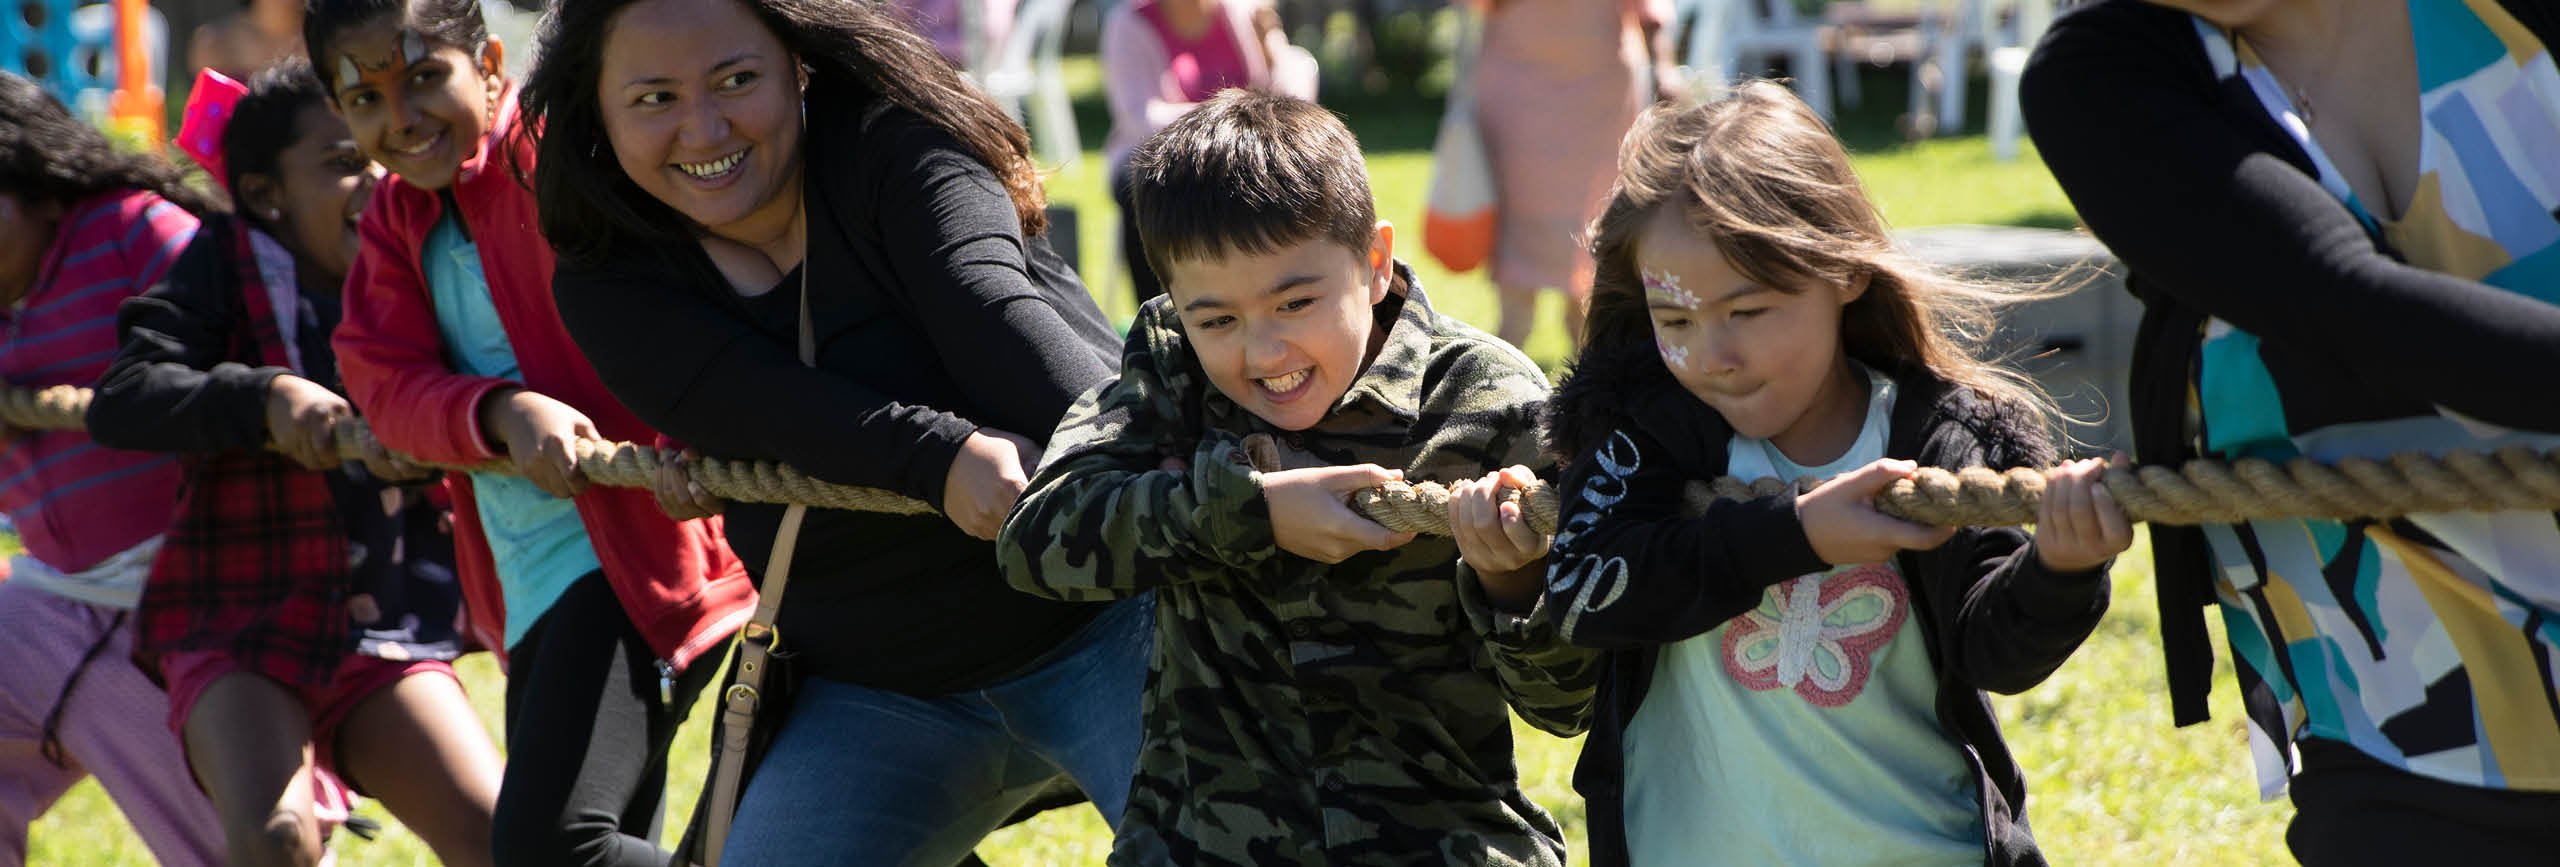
[
  {"x1": 1111, "y1": 164, "x2": 1164, "y2": 308},
  {"x1": 492, "y1": 571, "x2": 719, "y2": 867}
]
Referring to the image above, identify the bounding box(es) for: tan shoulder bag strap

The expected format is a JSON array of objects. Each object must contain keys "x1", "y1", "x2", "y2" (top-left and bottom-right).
[{"x1": 702, "y1": 263, "x2": 814, "y2": 866}]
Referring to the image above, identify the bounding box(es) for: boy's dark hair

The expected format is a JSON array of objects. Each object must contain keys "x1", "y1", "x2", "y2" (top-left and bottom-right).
[
  {"x1": 302, "y1": 0, "x2": 490, "y2": 91},
  {"x1": 1124, "y1": 90, "x2": 1375, "y2": 279},
  {"x1": 222, "y1": 60, "x2": 331, "y2": 201},
  {"x1": 0, "y1": 71, "x2": 215, "y2": 215}
]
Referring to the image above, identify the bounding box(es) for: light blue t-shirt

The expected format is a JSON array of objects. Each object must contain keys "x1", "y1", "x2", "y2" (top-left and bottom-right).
[
  {"x1": 1622, "y1": 365, "x2": 1985, "y2": 865},
  {"x1": 422, "y1": 214, "x2": 602, "y2": 650}
]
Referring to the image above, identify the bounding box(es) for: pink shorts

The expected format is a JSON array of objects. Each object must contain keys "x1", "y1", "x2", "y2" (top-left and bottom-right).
[{"x1": 161, "y1": 651, "x2": 457, "y2": 797}]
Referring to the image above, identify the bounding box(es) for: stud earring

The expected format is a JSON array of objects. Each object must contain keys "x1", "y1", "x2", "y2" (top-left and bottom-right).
[{"x1": 267, "y1": 209, "x2": 281, "y2": 220}]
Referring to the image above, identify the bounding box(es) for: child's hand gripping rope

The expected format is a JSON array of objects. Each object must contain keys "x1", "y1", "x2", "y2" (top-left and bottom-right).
[
  {"x1": 2030, "y1": 457, "x2": 2136, "y2": 573},
  {"x1": 479, "y1": 387, "x2": 598, "y2": 499},
  {"x1": 1265, "y1": 464, "x2": 1420, "y2": 563},
  {"x1": 1793, "y1": 457, "x2": 2133, "y2": 569},
  {"x1": 266, "y1": 374, "x2": 427, "y2": 481},
  {"x1": 1797, "y1": 459, "x2": 1961, "y2": 566},
  {"x1": 1449, "y1": 465, "x2": 1550, "y2": 610}
]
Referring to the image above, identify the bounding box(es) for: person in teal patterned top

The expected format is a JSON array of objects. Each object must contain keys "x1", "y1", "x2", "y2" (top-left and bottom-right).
[{"x1": 2028, "y1": 0, "x2": 2560, "y2": 860}]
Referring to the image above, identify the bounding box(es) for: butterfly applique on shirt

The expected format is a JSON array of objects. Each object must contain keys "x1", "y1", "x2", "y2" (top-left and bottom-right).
[{"x1": 1721, "y1": 564, "x2": 1910, "y2": 708}]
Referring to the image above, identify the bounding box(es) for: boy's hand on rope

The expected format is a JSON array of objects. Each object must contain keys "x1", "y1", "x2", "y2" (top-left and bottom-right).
[
  {"x1": 1451, "y1": 465, "x2": 1550, "y2": 612},
  {"x1": 1799, "y1": 459, "x2": 1961, "y2": 565},
  {"x1": 480, "y1": 388, "x2": 597, "y2": 500},
  {"x1": 1265, "y1": 464, "x2": 1420, "y2": 564},
  {"x1": 944, "y1": 428, "x2": 1042, "y2": 541},
  {"x1": 2031, "y1": 456, "x2": 2135, "y2": 573},
  {"x1": 266, "y1": 375, "x2": 355, "y2": 472},
  {"x1": 652, "y1": 447, "x2": 723, "y2": 521}
]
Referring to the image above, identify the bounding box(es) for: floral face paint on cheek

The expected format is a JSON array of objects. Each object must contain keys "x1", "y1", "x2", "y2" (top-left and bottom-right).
[
  {"x1": 1659, "y1": 339, "x2": 1690, "y2": 371},
  {"x1": 1643, "y1": 268, "x2": 1701, "y2": 311}
]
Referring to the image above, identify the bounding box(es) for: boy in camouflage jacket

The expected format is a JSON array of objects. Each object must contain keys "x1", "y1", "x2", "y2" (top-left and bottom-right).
[{"x1": 998, "y1": 92, "x2": 1600, "y2": 866}]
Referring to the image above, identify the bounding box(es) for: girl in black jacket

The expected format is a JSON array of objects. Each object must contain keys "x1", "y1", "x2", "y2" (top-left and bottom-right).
[
  {"x1": 89, "y1": 63, "x2": 499, "y2": 867},
  {"x1": 1541, "y1": 82, "x2": 2129, "y2": 866}
]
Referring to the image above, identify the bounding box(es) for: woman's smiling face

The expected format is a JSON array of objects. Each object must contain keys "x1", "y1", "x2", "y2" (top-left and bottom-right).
[{"x1": 596, "y1": 0, "x2": 805, "y2": 245}]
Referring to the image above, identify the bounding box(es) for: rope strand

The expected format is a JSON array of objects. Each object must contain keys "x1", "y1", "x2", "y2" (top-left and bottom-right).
[{"x1": 16, "y1": 385, "x2": 2560, "y2": 534}]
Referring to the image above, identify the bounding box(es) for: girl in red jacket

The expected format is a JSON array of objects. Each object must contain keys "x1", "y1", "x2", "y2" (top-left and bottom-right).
[{"x1": 306, "y1": 0, "x2": 755, "y2": 864}]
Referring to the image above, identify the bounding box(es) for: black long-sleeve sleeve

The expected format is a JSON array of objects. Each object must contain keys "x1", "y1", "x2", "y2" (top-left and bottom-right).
[
  {"x1": 554, "y1": 253, "x2": 980, "y2": 505},
  {"x1": 1925, "y1": 524, "x2": 2109, "y2": 695},
  {"x1": 2020, "y1": 0, "x2": 2560, "y2": 433},
  {"x1": 88, "y1": 228, "x2": 285, "y2": 454},
  {"x1": 553, "y1": 102, "x2": 1116, "y2": 510},
  {"x1": 861, "y1": 135, "x2": 1117, "y2": 441},
  {"x1": 1542, "y1": 425, "x2": 1831, "y2": 650}
]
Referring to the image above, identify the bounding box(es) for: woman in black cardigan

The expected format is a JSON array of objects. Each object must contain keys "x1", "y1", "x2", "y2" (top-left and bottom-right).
[
  {"x1": 2024, "y1": 1, "x2": 2560, "y2": 861},
  {"x1": 520, "y1": 0, "x2": 1148, "y2": 862}
]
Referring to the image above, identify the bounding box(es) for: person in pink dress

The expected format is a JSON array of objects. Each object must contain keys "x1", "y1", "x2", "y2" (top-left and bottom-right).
[
  {"x1": 1471, "y1": 0, "x2": 1679, "y2": 348},
  {"x1": 888, "y1": 0, "x2": 1014, "y2": 68},
  {"x1": 1102, "y1": 0, "x2": 1316, "y2": 306}
]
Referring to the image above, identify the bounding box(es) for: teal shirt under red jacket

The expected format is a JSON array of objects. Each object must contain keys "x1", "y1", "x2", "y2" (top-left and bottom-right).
[
  {"x1": 1539, "y1": 342, "x2": 2113, "y2": 867},
  {"x1": 330, "y1": 87, "x2": 753, "y2": 673}
]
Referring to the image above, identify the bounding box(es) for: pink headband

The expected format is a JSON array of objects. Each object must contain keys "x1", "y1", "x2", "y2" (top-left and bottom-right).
[{"x1": 175, "y1": 68, "x2": 249, "y2": 192}]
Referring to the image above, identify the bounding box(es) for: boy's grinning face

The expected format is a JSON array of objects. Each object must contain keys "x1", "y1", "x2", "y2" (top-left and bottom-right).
[
  {"x1": 1636, "y1": 205, "x2": 1867, "y2": 462},
  {"x1": 324, "y1": 15, "x2": 503, "y2": 191},
  {"x1": 1164, "y1": 227, "x2": 1395, "y2": 432}
]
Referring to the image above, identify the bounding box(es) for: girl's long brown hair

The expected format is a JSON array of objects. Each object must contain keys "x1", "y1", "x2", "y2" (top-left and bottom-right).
[{"x1": 1583, "y1": 81, "x2": 2070, "y2": 437}]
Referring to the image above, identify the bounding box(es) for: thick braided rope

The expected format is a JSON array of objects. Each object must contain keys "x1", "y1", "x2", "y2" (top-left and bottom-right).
[
  {"x1": 17, "y1": 385, "x2": 2560, "y2": 533},
  {"x1": 4, "y1": 384, "x2": 938, "y2": 515},
  {"x1": 1351, "y1": 446, "x2": 2560, "y2": 535}
]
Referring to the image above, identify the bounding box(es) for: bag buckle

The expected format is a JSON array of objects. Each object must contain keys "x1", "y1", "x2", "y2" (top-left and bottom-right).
[{"x1": 742, "y1": 620, "x2": 782, "y2": 655}]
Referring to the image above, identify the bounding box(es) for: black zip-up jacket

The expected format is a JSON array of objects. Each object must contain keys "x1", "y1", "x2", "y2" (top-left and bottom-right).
[
  {"x1": 552, "y1": 92, "x2": 1119, "y2": 694},
  {"x1": 2020, "y1": 0, "x2": 2560, "y2": 726},
  {"x1": 1540, "y1": 342, "x2": 2112, "y2": 867}
]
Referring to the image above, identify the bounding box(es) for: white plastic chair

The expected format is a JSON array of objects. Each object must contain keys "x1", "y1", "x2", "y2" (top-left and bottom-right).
[
  {"x1": 974, "y1": 0, "x2": 1080, "y2": 168},
  {"x1": 1683, "y1": 0, "x2": 1833, "y2": 122},
  {"x1": 1911, "y1": 0, "x2": 2000, "y2": 134},
  {"x1": 1985, "y1": 0, "x2": 2053, "y2": 158}
]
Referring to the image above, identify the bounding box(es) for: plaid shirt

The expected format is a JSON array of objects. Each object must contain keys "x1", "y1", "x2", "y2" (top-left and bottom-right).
[
  {"x1": 1001, "y1": 267, "x2": 1600, "y2": 866},
  {"x1": 117, "y1": 220, "x2": 357, "y2": 686}
]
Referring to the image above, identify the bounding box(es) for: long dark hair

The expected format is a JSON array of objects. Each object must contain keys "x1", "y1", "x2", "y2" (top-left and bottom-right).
[
  {"x1": 0, "y1": 72, "x2": 216, "y2": 214},
  {"x1": 520, "y1": 0, "x2": 1047, "y2": 265}
]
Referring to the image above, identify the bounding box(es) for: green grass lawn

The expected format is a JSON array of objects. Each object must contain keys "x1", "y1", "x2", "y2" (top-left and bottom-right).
[{"x1": 23, "y1": 52, "x2": 2295, "y2": 865}]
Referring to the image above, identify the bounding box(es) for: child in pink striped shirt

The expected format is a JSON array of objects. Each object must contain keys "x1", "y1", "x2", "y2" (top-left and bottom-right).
[{"x1": 0, "y1": 71, "x2": 224, "y2": 867}]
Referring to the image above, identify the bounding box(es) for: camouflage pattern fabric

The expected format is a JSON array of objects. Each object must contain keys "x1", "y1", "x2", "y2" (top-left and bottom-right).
[{"x1": 1000, "y1": 265, "x2": 1601, "y2": 866}]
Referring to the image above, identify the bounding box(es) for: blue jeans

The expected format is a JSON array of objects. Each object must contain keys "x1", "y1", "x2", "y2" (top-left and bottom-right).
[{"x1": 720, "y1": 594, "x2": 1153, "y2": 866}]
